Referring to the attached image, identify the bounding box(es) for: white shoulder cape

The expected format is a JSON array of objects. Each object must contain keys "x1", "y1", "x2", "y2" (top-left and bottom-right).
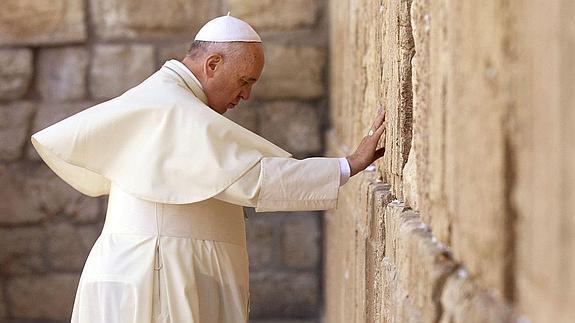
[{"x1": 31, "y1": 60, "x2": 292, "y2": 204}]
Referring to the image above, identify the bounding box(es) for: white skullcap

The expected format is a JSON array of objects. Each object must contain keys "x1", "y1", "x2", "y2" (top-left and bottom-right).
[{"x1": 194, "y1": 12, "x2": 262, "y2": 43}]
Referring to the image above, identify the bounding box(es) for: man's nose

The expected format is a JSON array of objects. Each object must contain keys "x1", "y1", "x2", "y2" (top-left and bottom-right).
[{"x1": 239, "y1": 87, "x2": 251, "y2": 100}]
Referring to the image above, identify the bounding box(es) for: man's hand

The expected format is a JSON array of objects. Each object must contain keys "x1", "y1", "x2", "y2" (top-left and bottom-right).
[{"x1": 346, "y1": 108, "x2": 386, "y2": 177}]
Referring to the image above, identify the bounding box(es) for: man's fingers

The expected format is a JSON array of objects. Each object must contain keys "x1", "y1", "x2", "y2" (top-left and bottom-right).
[
  {"x1": 375, "y1": 120, "x2": 386, "y2": 136},
  {"x1": 370, "y1": 108, "x2": 386, "y2": 131}
]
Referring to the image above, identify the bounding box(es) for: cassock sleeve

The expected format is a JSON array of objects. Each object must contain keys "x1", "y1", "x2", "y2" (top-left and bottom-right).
[{"x1": 214, "y1": 157, "x2": 343, "y2": 212}]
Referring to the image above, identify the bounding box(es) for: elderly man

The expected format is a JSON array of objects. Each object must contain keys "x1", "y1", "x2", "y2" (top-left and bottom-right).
[{"x1": 30, "y1": 14, "x2": 385, "y2": 323}]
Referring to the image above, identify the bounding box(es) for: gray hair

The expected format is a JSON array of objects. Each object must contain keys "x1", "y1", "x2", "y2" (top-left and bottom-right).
[{"x1": 186, "y1": 40, "x2": 252, "y2": 61}]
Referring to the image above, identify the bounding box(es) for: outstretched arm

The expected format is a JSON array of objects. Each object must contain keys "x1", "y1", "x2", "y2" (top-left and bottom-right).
[
  {"x1": 214, "y1": 156, "x2": 342, "y2": 212},
  {"x1": 214, "y1": 108, "x2": 386, "y2": 211}
]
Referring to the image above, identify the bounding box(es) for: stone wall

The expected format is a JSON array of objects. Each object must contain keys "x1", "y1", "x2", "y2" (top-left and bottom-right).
[
  {"x1": 325, "y1": 0, "x2": 574, "y2": 322},
  {"x1": 0, "y1": 0, "x2": 328, "y2": 322}
]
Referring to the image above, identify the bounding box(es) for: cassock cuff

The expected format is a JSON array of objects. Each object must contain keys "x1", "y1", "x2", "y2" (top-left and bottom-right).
[{"x1": 338, "y1": 157, "x2": 351, "y2": 186}]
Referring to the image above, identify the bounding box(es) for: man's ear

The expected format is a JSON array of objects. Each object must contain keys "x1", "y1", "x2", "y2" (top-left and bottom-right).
[{"x1": 204, "y1": 54, "x2": 222, "y2": 78}]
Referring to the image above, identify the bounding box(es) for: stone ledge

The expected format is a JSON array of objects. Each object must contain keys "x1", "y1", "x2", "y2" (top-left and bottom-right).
[{"x1": 377, "y1": 201, "x2": 458, "y2": 322}]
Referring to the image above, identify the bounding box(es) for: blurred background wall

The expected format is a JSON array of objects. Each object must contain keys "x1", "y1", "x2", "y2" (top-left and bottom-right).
[
  {"x1": 326, "y1": 0, "x2": 574, "y2": 322},
  {"x1": 0, "y1": 0, "x2": 328, "y2": 322}
]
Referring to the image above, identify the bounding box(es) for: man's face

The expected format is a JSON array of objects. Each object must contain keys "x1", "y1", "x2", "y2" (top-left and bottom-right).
[{"x1": 203, "y1": 43, "x2": 264, "y2": 114}]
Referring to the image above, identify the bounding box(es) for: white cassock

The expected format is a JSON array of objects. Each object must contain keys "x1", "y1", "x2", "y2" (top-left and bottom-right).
[{"x1": 30, "y1": 59, "x2": 350, "y2": 323}]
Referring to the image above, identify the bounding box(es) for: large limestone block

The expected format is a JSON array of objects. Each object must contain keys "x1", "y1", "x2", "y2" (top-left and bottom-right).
[
  {"x1": 0, "y1": 102, "x2": 35, "y2": 161},
  {"x1": 366, "y1": 183, "x2": 393, "y2": 323},
  {"x1": 46, "y1": 222, "x2": 93, "y2": 271},
  {"x1": 394, "y1": 211, "x2": 457, "y2": 322},
  {"x1": 254, "y1": 44, "x2": 325, "y2": 100},
  {"x1": 0, "y1": 164, "x2": 46, "y2": 224},
  {"x1": 0, "y1": 49, "x2": 33, "y2": 100},
  {"x1": 249, "y1": 271, "x2": 318, "y2": 318},
  {"x1": 0, "y1": 163, "x2": 100, "y2": 224},
  {"x1": 246, "y1": 214, "x2": 275, "y2": 270},
  {"x1": 90, "y1": 0, "x2": 218, "y2": 40},
  {"x1": 511, "y1": 1, "x2": 575, "y2": 321},
  {"x1": 90, "y1": 44, "x2": 155, "y2": 99},
  {"x1": 281, "y1": 212, "x2": 320, "y2": 269},
  {"x1": 259, "y1": 101, "x2": 322, "y2": 155},
  {"x1": 380, "y1": 0, "x2": 415, "y2": 199},
  {"x1": 446, "y1": 0, "x2": 510, "y2": 295},
  {"x1": 7, "y1": 273, "x2": 80, "y2": 320},
  {"x1": 37, "y1": 47, "x2": 89, "y2": 101},
  {"x1": 28, "y1": 165, "x2": 103, "y2": 224},
  {"x1": 380, "y1": 201, "x2": 458, "y2": 322},
  {"x1": 227, "y1": 0, "x2": 320, "y2": 31},
  {"x1": 380, "y1": 256, "x2": 402, "y2": 321},
  {"x1": 0, "y1": 227, "x2": 47, "y2": 274},
  {"x1": 0, "y1": 0, "x2": 86, "y2": 45},
  {"x1": 409, "y1": 0, "x2": 453, "y2": 244},
  {"x1": 439, "y1": 269, "x2": 520, "y2": 323}
]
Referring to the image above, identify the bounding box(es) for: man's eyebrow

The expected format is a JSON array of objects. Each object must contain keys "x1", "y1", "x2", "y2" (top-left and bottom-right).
[{"x1": 242, "y1": 76, "x2": 258, "y2": 83}]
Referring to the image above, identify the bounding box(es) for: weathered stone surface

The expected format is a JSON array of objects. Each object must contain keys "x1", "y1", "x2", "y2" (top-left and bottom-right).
[
  {"x1": 0, "y1": 102, "x2": 35, "y2": 161},
  {"x1": 394, "y1": 210, "x2": 457, "y2": 322},
  {"x1": 510, "y1": 2, "x2": 575, "y2": 323},
  {"x1": 366, "y1": 183, "x2": 392, "y2": 323},
  {"x1": 0, "y1": 162, "x2": 99, "y2": 225},
  {"x1": 27, "y1": 101, "x2": 96, "y2": 160},
  {"x1": 90, "y1": 0, "x2": 218, "y2": 40},
  {"x1": 7, "y1": 273, "x2": 79, "y2": 321},
  {"x1": 281, "y1": 212, "x2": 320, "y2": 269},
  {"x1": 46, "y1": 222, "x2": 91, "y2": 271},
  {"x1": 259, "y1": 101, "x2": 321, "y2": 155},
  {"x1": 0, "y1": 227, "x2": 47, "y2": 274},
  {"x1": 439, "y1": 269, "x2": 519, "y2": 323},
  {"x1": 0, "y1": 49, "x2": 33, "y2": 100},
  {"x1": 409, "y1": 0, "x2": 452, "y2": 244},
  {"x1": 0, "y1": 164, "x2": 46, "y2": 224},
  {"x1": 249, "y1": 272, "x2": 318, "y2": 318},
  {"x1": 402, "y1": 147, "x2": 419, "y2": 210},
  {"x1": 90, "y1": 44, "x2": 155, "y2": 99},
  {"x1": 224, "y1": 103, "x2": 259, "y2": 133},
  {"x1": 246, "y1": 215, "x2": 275, "y2": 269},
  {"x1": 228, "y1": 0, "x2": 320, "y2": 31},
  {"x1": 251, "y1": 321, "x2": 315, "y2": 323},
  {"x1": 28, "y1": 166, "x2": 103, "y2": 223},
  {"x1": 0, "y1": 0, "x2": 86, "y2": 46},
  {"x1": 442, "y1": 0, "x2": 510, "y2": 295},
  {"x1": 254, "y1": 44, "x2": 324, "y2": 100},
  {"x1": 37, "y1": 47, "x2": 89, "y2": 101}
]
